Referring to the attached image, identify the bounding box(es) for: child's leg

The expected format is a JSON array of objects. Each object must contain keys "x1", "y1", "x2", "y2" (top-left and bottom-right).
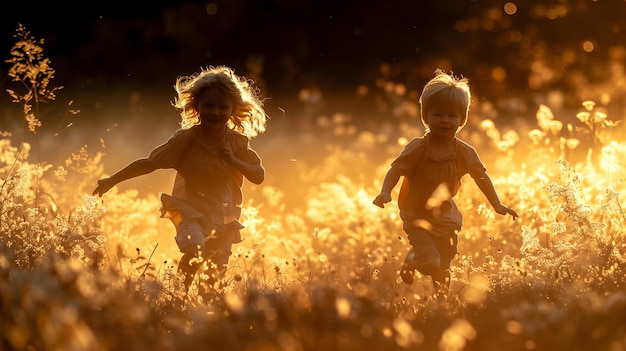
[
  {"x1": 179, "y1": 251, "x2": 200, "y2": 289},
  {"x1": 401, "y1": 228, "x2": 442, "y2": 284},
  {"x1": 430, "y1": 270, "x2": 450, "y2": 296},
  {"x1": 431, "y1": 233, "x2": 459, "y2": 295},
  {"x1": 400, "y1": 249, "x2": 416, "y2": 284},
  {"x1": 199, "y1": 230, "x2": 233, "y2": 291},
  {"x1": 175, "y1": 220, "x2": 206, "y2": 290}
]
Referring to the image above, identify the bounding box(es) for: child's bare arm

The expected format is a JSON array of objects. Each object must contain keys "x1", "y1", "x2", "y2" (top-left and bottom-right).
[
  {"x1": 373, "y1": 167, "x2": 402, "y2": 208},
  {"x1": 230, "y1": 159, "x2": 265, "y2": 184},
  {"x1": 474, "y1": 175, "x2": 519, "y2": 220},
  {"x1": 219, "y1": 146, "x2": 265, "y2": 184},
  {"x1": 93, "y1": 158, "x2": 157, "y2": 196}
]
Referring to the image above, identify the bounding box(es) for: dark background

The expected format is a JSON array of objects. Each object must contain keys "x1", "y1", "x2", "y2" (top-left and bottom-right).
[
  {"x1": 2, "y1": 1, "x2": 471, "y2": 93},
  {"x1": 1, "y1": 0, "x2": 625, "y2": 169},
  {"x1": 2, "y1": 1, "x2": 625, "y2": 110}
]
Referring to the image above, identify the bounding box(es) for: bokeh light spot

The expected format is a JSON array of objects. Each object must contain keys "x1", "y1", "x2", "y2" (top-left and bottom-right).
[
  {"x1": 504, "y1": 2, "x2": 517, "y2": 15},
  {"x1": 488, "y1": 7, "x2": 502, "y2": 20},
  {"x1": 206, "y1": 3, "x2": 218, "y2": 15},
  {"x1": 356, "y1": 85, "x2": 368, "y2": 97},
  {"x1": 509, "y1": 30, "x2": 522, "y2": 42},
  {"x1": 582, "y1": 40, "x2": 595, "y2": 53},
  {"x1": 491, "y1": 66, "x2": 506, "y2": 81},
  {"x1": 456, "y1": 20, "x2": 469, "y2": 32}
]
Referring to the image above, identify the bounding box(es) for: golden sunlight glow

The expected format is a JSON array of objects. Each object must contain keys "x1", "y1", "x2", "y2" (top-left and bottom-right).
[
  {"x1": 393, "y1": 318, "x2": 424, "y2": 347},
  {"x1": 536, "y1": 104, "x2": 563, "y2": 135},
  {"x1": 223, "y1": 292, "x2": 245, "y2": 313},
  {"x1": 600, "y1": 142, "x2": 626, "y2": 177},
  {"x1": 439, "y1": 319, "x2": 476, "y2": 351},
  {"x1": 335, "y1": 297, "x2": 351, "y2": 319},
  {"x1": 5, "y1": 18, "x2": 626, "y2": 351},
  {"x1": 480, "y1": 119, "x2": 501, "y2": 145},
  {"x1": 461, "y1": 273, "x2": 489, "y2": 304}
]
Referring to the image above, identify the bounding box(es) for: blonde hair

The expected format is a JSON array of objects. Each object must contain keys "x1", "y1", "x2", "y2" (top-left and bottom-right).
[
  {"x1": 419, "y1": 68, "x2": 471, "y2": 131},
  {"x1": 172, "y1": 66, "x2": 268, "y2": 137}
]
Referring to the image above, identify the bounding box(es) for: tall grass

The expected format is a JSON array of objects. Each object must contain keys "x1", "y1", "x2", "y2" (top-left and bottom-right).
[{"x1": 1, "y1": 25, "x2": 625, "y2": 351}]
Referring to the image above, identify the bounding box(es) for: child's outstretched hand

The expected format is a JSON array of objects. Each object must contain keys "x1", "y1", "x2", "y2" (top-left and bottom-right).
[
  {"x1": 494, "y1": 203, "x2": 519, "y2": 221},
  {"x1": 93, "y1": 178, "x2": 114, "y2": 197},
  {"x1": 373, "y1": 192, "x2": 391, "y2": 208}
]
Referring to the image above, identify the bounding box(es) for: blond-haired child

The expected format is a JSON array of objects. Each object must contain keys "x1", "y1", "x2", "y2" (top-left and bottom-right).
[
  {"x1": 94, "y1": 66, "x2": 268, "y2": 292},
  {"x1": 374, "y1": 69, "x2": 518, "y2": 294}
]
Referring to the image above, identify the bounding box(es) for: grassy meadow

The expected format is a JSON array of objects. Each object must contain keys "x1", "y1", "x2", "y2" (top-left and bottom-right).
[{"x1": 1, "y1": 24, "x2": 626, "y2": 351}]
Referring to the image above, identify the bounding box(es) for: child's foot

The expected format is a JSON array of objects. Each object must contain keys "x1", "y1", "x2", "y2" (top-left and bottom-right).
[{"x1": 400, "y1": 250, "x2": 416, "y2": 285}]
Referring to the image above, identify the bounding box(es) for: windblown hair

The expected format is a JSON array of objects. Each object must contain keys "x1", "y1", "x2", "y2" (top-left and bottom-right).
[
  {"x1": 172, "y1": 66, "x2": 268, "y2": 137},
  {"x1": 419, "y1": 68, "x2": 471, "y2": 132}
]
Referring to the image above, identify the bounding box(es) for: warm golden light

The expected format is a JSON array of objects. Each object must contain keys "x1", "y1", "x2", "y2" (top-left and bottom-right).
[{"x1": 4, "y1": 11, "x2": 626, "y2": 351}]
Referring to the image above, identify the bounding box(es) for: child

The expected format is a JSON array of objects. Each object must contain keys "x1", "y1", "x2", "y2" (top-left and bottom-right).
[
  {"x1": 93, "y1": 66, "x2": 268, "y2": 292},
  {"x1": 373, "y1": 69, "x2": 518, "y2": 294}
]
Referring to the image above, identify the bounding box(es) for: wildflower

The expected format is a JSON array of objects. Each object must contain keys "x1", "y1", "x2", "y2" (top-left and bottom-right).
[
  {"x1": 53, "y1": 166, "x2": 67, "y2": 183},
  {"x1": 5, "y1": 24, "x2": 62, "y2": 134},
  {"x1": 582, "y1": 100, "x2": 596, "y2": 111},
  {"x1": 528, "y1": 129, "x2": 545, "y2": 145}
]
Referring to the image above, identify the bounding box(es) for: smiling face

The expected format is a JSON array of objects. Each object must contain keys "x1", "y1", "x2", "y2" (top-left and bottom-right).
[{"x1": 196, "y1": 88, "x2": 235, "y2": 128}]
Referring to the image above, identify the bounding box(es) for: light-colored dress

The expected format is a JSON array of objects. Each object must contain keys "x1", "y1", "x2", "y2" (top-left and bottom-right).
[
  {"x1": 390, "y1": 134, "x2": 487, "y2": 236},
  {"x1": 145, "y1": 125, "x2": 261, "y2": 246}
]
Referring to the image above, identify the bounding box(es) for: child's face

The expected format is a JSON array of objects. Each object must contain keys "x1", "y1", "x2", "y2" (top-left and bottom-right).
[
  {"x1": 197, "y1": 89, "x2": 235, "y2": 127},
  {"x1": 424, "y1": 105, "x2": 464, "y2": 138}
]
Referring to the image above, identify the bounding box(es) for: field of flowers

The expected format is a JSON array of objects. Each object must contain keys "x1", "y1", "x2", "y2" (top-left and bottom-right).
[{"x1": 1, "y1": 24, "x2": 625, "y2": 351}]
